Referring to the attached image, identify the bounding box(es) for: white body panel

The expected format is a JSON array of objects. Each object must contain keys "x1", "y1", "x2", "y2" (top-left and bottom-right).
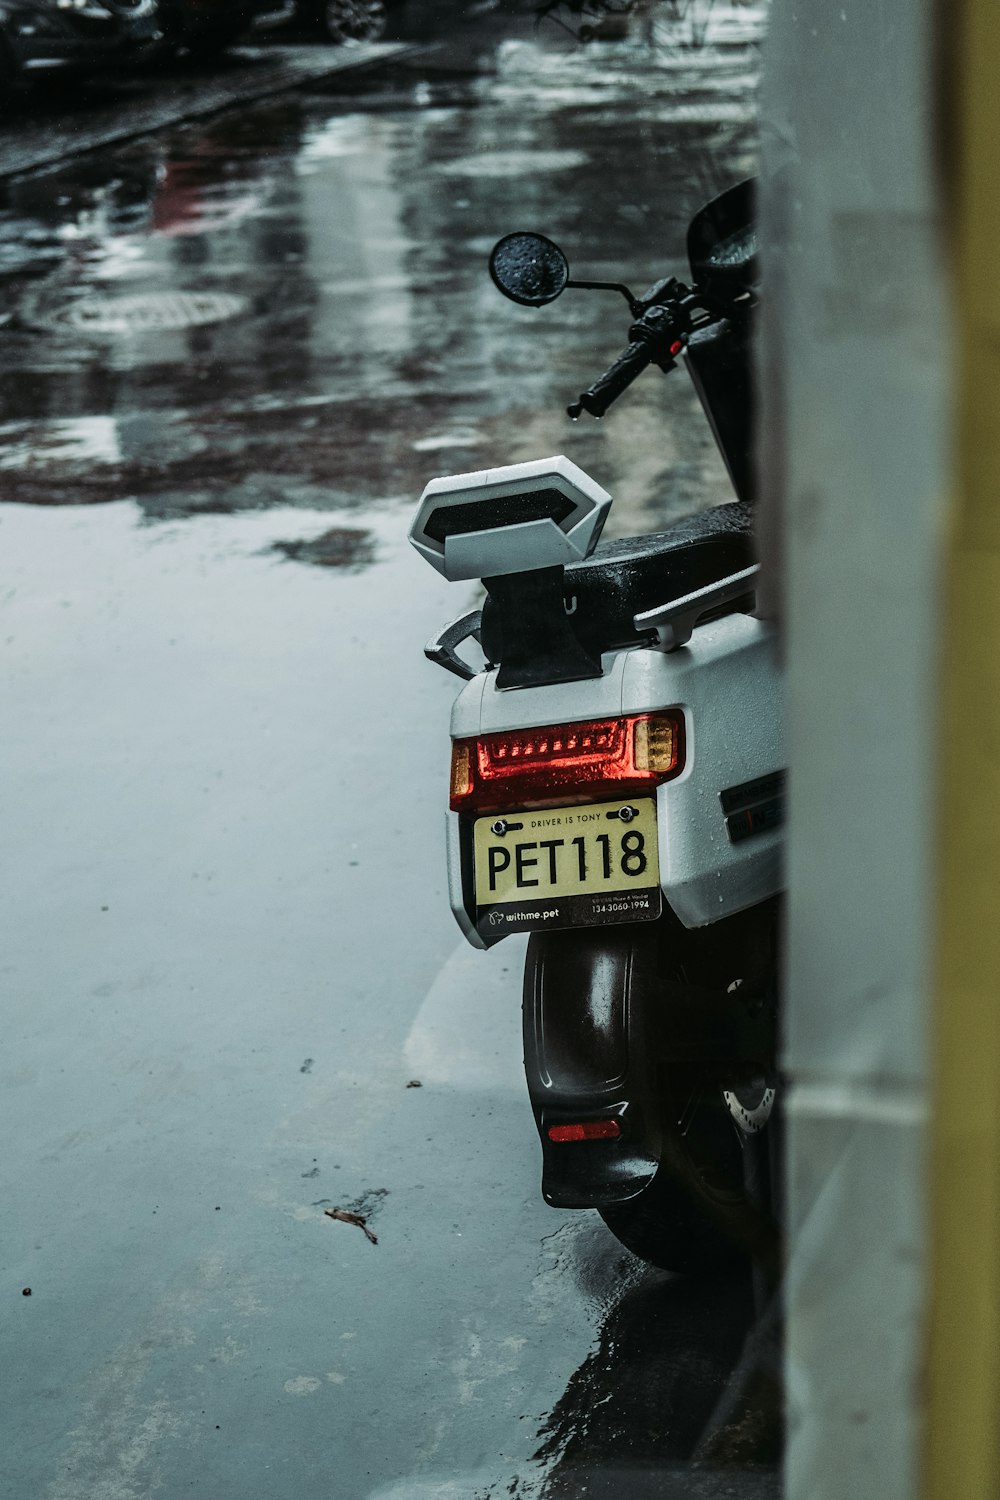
[{"x1": 446, "y1": 612, "x2": 784, "y2": 947}]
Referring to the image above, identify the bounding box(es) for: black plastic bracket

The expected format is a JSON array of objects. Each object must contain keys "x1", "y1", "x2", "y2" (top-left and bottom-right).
[
  {"x1": 424, "y1": 609, "x2": 485, "y2": 681},
  {"x1": 484, "y1": 566, "x2": 603, "y2": 689}
]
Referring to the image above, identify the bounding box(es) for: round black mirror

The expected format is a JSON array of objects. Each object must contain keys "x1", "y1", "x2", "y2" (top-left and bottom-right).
[{"x1": 488, "y1": 232, "x2": 569, "y2": 307}]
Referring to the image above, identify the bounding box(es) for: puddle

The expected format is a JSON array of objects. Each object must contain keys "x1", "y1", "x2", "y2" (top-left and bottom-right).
[
  {"x1": 35, "y1": 290, "x2": 249, "y2": 334},
  {"x1": 0, "y1": 5, "x2": 762, "y2": 533},
  {"x1": 269, "y1": 526, "x2": 377, "y2": 570},
  {"x1": 437, "y1": 149, "x2": 591, "y2": 178},
  {"x1": 412, "y1": 428, "x2": 483, "y2": 453},
  {"x1": 0, "y1": 416, "x2": 122, "y2": 470},
  {"x1": 533, "y1": 1268, "x2": 780, "y2": 1497}
]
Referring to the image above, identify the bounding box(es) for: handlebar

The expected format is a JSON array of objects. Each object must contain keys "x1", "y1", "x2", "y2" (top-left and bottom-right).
[
  {"x1": 567, "y1": 339, "x2": 653, "y2": 420},
  {"x1": 567, "y1": 301, "x2": 687, "y2": 420}
]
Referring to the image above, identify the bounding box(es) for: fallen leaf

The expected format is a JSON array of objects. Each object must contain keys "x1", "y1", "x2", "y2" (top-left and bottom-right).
[{"x1": 324, "y1": 1207, "x2": 378, "y2": 1245}]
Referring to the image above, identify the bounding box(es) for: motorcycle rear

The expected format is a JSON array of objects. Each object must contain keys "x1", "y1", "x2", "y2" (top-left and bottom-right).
[{"x1": 409, "y1": 183, "x2": 785, "y2": 1273}]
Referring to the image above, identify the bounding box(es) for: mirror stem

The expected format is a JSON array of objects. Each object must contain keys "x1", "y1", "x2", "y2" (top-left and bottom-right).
[{"x1": 565, "y1": 278, "x2": 639, "y2": 312}]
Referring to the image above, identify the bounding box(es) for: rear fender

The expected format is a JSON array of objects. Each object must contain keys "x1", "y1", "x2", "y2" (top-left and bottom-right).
[
  {"x1": 522, "y1": 903, "x2": 779, "y2": 1210},
  {"x1": 522, "y1": 923, "x2": 664, "y2": 1209}
]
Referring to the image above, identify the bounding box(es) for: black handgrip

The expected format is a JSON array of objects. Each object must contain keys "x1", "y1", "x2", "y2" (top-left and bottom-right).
[{"x1": 567, "y1": 340, "x2": 653, "y2": 419}]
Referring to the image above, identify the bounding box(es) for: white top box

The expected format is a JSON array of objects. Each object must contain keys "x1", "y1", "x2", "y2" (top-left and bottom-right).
[{"x1": 409, "y1": 456, "x2": 612, "y2": 581}]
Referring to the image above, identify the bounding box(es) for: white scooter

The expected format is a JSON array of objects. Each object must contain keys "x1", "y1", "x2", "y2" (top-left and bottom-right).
[{"x1": 410, "y1": 181, "x2": 784, "y2": 1272}]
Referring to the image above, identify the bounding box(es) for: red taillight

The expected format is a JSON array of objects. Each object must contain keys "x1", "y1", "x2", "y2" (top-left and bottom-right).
[
  {"x1": 449, "y1": 711, "x2": 683, "y2": 814},
  {"x1": 547, "y1": 1120, "x2": 622, "y2": 1143}
]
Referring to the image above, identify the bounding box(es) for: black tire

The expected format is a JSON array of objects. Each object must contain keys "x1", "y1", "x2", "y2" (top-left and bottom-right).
[
  {"x1": 320, "y1": 0, "x2": 386, "y2": 43},
  {"x1": 595, "y1": 905, "x2": 781, "y2": 1274},
  {"x1": 599, "y1": 1081, "x2": 778, "y2": 1273}
]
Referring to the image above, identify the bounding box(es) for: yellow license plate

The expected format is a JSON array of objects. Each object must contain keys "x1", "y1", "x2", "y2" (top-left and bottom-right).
[{"x1": 472, "y1": 796, "x2": 661, "y2": 937}]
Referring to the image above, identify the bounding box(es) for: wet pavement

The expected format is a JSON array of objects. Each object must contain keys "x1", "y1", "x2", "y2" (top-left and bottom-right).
[
  {"x1": 1, "y1": 7, "x2": 780, "y2": 1497},
  {"x1": 0, "y1": 44, "x2": 419, "y2": 182}
]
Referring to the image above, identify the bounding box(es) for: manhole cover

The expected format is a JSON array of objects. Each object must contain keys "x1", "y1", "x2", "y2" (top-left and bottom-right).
[{"x1": 47, "y1": 291, "x2": 248, "y2": 334}]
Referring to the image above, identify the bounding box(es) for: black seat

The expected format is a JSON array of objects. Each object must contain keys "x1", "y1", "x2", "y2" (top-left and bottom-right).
[
  {"x1": 480, "y1": 501, "x2": 754, "y2": 672},
  {"x1": 564, "y1": 500, "x2": 754, "y2": 657}
]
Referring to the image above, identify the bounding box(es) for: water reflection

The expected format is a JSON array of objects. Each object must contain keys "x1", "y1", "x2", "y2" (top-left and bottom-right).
[
  {"x1": 0, "y1": 11, "x2": 761, "y2": 534},
  {"x1": 533, "y1": 1268, "x2": 781, "y2": 1498}
]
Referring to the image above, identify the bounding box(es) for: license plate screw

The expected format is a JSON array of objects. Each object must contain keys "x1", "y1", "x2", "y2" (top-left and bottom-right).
[
  {"x1": 618, "y1": 805, "x2": 638, "y2": 823},
  {"x1": 491, "y1": 818, "x2": 508, "y2": 836}
]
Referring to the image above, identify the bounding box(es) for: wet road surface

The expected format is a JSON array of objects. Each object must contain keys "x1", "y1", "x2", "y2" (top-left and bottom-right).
[
  {"x1": 1, "y1": 8, "x2": 780, "y2": 1497},
  {"x1": 0, "y1": 44, "x2": 420, "y2": 183}
]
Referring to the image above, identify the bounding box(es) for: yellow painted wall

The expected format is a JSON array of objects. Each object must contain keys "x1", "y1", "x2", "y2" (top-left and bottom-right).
[{"x1": 926, "y1": 4, "x2": 1000, "y2": 1494}]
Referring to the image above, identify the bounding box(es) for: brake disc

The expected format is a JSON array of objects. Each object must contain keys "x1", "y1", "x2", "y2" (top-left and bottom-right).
[{"x1": 723, "y1": 1078, "x2": 776, "y2": 1134}]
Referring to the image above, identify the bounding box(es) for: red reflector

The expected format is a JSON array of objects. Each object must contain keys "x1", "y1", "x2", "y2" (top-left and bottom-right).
[
  {"x1": 449, "y1": 711, "x2": 683, "y2": 814},
  {"x1": 669, "y1": 339, "x2": 684, "y2": 356},
  {"x1": 547, "y1": 1120, "x2": 622, "y2": 1143}
]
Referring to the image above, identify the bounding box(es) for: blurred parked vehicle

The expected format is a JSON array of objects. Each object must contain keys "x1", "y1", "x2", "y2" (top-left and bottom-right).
[
  {"x1": 154, "y1": 0, "x2": 293, "y2": 57},
  {"x1": 273, "y1": 0, "x2": 387, "y2": 45},
  {"x1": 155, "y1": 0, "x2": 386, "y2": 56},
  {"x1": 308, "y1": 0, "x2": 385, "y2": 43},
  {"x1": 0, "y1": 0, "x2": 159, "y2": 90},
  {"x1": 158, "y1": 0, "x2": 389, "y2": 55}
]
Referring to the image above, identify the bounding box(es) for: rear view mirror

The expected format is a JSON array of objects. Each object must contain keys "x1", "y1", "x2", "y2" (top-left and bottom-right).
[{"x1": 489, "y1": 233, "x2": 570, "y2": 307}]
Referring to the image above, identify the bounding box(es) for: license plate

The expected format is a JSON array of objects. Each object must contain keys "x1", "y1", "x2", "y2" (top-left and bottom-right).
[{"x1": 473, "y1": 796, "x2": 661, "y2": 937}]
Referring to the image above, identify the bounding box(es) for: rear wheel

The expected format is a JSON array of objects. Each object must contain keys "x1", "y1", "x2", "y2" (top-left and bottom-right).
[
  {"x1": 599, "y1": 1068, "x2": 779, "y2": 1273},
  {"x1": 599, "y1": 927, "x2": 781, "y2": 1273}
]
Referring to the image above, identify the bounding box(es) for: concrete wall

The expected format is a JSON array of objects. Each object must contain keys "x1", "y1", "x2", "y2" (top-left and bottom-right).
[{"x1": 758, "y1": 2, "x2": 948, "y2": 1493}]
